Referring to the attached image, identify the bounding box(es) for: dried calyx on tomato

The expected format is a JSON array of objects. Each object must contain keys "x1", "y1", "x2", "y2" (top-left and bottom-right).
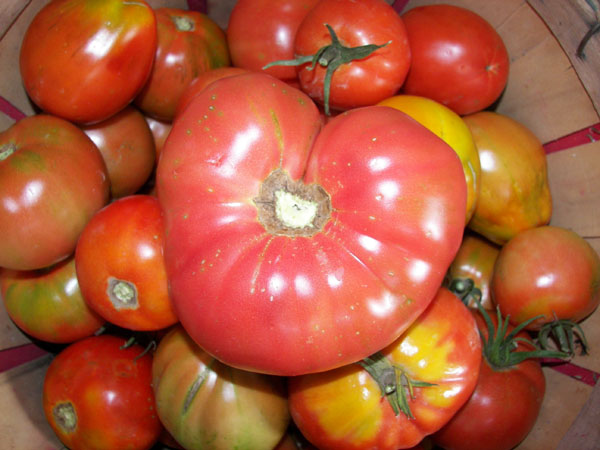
[{"x1": 264, "y1": 24, "x2": 389, "y2": 115}]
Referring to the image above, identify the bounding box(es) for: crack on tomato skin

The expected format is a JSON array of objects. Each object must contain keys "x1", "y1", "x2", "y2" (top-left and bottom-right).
[
  {"x1": 53, "y1": 401, "x2": 77, "y2": 433},
  {"x1": 182, "y1": 359, "x2": 215, "y2": 415}
]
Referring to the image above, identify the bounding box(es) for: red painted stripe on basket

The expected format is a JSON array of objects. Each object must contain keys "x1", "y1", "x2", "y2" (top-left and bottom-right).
[
  {"x1": 0, "y1": 343, "x2": 48, "y2": 374},
  {"x1": 543, "y1": 123, "x2": 600, "y2": 154},
  {"x1": 0, "y1": 95, "x2": 27, "y2": 122},
  {"x1": 542, "y1": 358, "x2": 600, "y2": 387},
  {"x1": 186, "y1": 0, "x2": 207, "y2": 13}
]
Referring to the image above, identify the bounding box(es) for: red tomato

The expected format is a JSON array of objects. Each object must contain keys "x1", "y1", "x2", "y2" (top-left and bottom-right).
[
  {"x1": 0, "y1": 255, "x2": 104, "y2": 344},
  {"x1": 447, "y1": 232, "x2": 500, "y2": 310},
  {"x1": 19, "y1": 0, "x2": 157, "y2": 124},
  {"x1": 492, "y1": 225, "x2": 600, "y2": 329},
  {"x1": 75, "y1": 195, "x2": 178, "y2": 331},
  {"x1": 81, "y1": 106, "x2": 156, "y2": 199},
  {"x1": 152, "y1": 325, "x2": 290, "y2": 450},
  {"x1": 0, "y1": 115, "x2": 110, "y2": 271},
  {"x1": 227, "y1": 0, "x2": 320, "y2": 81},
  {"x1": 174, "y1": 67, "x2": 250, "y2": 119},
  {"x1": 401, "y1": 4, "x2": 509, "y2": 115},
  {"x1": 288, "y1": 288, "x2": 481, "y2": 450},
  {"x1": 292, "y1": 0, "x2": 411, "y2": 114},
  {"x1": 463, "y1": 111, "x2": 552, "y2": 245},
  {"x1": 134, "y1": 7, "x2": 230, "y2": 121},
  {"x1": 144, "y1": 115, "x2": 172, "y2": 161},
  {"x1": 156, "y1": 72, "x2": 467, "y2": 375},
  {"x1": 43, "y1": 334, "x2": 162, "y2": 450},
  {"x1": 432, "y1": 310, "x2": 551, "y2": 450}
]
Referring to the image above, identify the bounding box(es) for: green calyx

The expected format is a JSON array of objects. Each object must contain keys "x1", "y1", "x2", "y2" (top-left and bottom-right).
[
  {"x1": 0, "y1": 143, "x2": 17, "y2": 161},
  {"x1": 358, "y1": 352, "x2": 436, "y2": 418},
  {"x1": 447, "y1": 277, "x2": 570, "y2": 370},
  {"x1": 263, "y1": 23, "x2": 390, "y2": 116},
  {"x1": 538, "y1": 316, "x2": 589, "y2": 356}
]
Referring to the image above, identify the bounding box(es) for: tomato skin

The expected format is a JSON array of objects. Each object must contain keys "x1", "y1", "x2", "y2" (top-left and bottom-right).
[
  {"x1": 401, "y1": 4, "x2": 509, "y2": 115},
  {"x1": 75, "y1": 195, "x2": 178, "y2": 331},
  {"x1": 157, "y1": 72, "x2": 466, "y2": 376},
  {"x1": 377, "y1": 95, "x2": 480, "y2": 224},
  {"x1": 288, "y1": 288, "x2": 481, "y2": 450},
  {"x1": 492, "y1": 226, "x2": 600, "y2": 329},
  {"x1": 0, "y1": 255, "x2": 104, "y2": 344},
  {"x1": 463, "y1": 111, "x2": 552, "y2": 245},
  {"x1": 43, "y1": 335, "x2": 162, "y2": 450},
  {"x1": 134, "y1": 7, "x2": 230, "y2": 122},
  {"x1": 432, "y1": 312, "x2": 546, "y2": 450},
  {"x1": 19, "y1": 0, "x2": 157, "y2": 125},
  {"x1": 144, "y1": 115, "x2": 172, "y2": 161},
  {"x1": 447, "y1": 232, "x2": 500, "y2": 310},
  {"x1": 174, "y1": 67, "x2": 250, "y2": 119},
  {"x1": 294, "y1": 0, "x2": 411, "y2": 111},
  {"x1": 82, "y1": 106, "x2": 156, "y2": 199},
  {"x1": 227, "y1": 0, "x2": 320, "y2": 81},
  {"x1": 0, "y1": 114, "x2": 110, "y2": 271},
  {"x1": 152, "y1": 325, "x2": 290, "y2": 450}
]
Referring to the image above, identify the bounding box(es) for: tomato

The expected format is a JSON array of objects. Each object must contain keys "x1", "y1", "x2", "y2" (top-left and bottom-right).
[
  {"x1": 227, "y1": 0, "x2": 320, "y2": 81},
  {"x1": 174, "y1": 67, "x2": 250, "y2": 119},
  {"x1": 19, "y1": 0, "x2": 157, "y2": 125},
  {"x1": 81, "y1": 105, "x2": 156, "y2": 199},
  {"x1": 378, "y1": 95, "x2": 480, "y2": 224},
  {"x1": 288, "y1": 288, "x2": 481, "y2": 450},
  {"x1": 447, "y1": 232, "x2": 500, "y2": 310},
  {"x1": 401, "y1": 4, "x2": 509, "y2": 116},
  {"x1": 43, "y1": 334, "x2": 162, "y2": 450},
  {"x1": 492, "y1": 225, "x2": 600, "y2": 330},
  {"x1": 0, "y1": 114, "x2": 110, "y2": 271},
  {"x1": 291, "y1": 0, "x2": 411, "y2": 114},
  {"x1": 144, "y1": 115, "x2": 172, "y2": 161},
  {"x1": 463, "y1": 111, "x2": 552, "y2": 245},
  {"x1": 75, "y1": 195, "x2": 178, "y2": 331},
  {"x1": 156, "y1": 72, "x2": 467, "y2": 375},
  {"x1": 0, "y1": 255, "x2": 104, "y2": 344},
  {"x1": 432, "y1": 308, "x2": 561, "y2": 450},
  {"x1": 152, "y1": 325, "x2": 290, "y2": 450},
  {"x1": 134, "y1": 7, "x2": 230, "y2": 121}
]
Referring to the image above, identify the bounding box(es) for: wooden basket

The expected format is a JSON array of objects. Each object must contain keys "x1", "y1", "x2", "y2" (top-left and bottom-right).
[{"x1": 1, "y1": 0, "x2": 599, "y2": 448}]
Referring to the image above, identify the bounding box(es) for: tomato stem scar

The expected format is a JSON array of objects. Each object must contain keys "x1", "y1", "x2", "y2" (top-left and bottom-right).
[
  {"x1": 0, "y1": 143, "x2": 16, "y2": 161},
  {"x1": 53, "y1": 401, "x2": 77, "y2": 433},
  {"x1": 107, "y1": 278, "x2": 139, "y2": 310}
]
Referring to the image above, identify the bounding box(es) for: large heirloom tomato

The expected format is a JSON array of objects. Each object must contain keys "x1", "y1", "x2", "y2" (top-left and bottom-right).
[
  {"x1": 0, "y1": 115, "x2": 109, "y2": 271},
  {"x1": 156, "y1": 72, "x2": 467, "y2": 375},
  {"x1": 43, "y1": 335, "x2": 162, "y2": 450},
  {"x1": 0, "y1": 255, "x2": 104, "y2": 344},
  {"x1": 134, "y1": 7, "x2": 230, "y2": 121},
  {"x1": 492, "y1": 225, "x2": 600, "y2": 329},
  {"x1": 288, "y1": 288, "x2": 481, "y2": 450},
  {"x1": 75, "y1": 195, "x2": 178, "y2": 331},
  {"x1": 463, "y1": 111, "x2": 552, "y2": 245},
  {"x1": 19, "y1": 0, "x2": 157, "y2": 125},
  {"x1": 401, "y1": 4, "x2": 509, "y2": 116},
  {"x1": 152, "y1": 325, "x2": 290, "y2": 450}
]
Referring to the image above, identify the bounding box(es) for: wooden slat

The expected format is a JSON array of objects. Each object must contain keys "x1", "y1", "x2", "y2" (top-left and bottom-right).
[
  {"x1": 0, "y1": 0, "x2": 32, "y2": 40},
  {"x1": 528, "y1": 0, "x2": 600, "y2": 117}
]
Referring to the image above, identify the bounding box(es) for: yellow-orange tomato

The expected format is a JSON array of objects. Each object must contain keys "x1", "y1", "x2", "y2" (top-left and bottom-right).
[
  {"x1": 447, "y1": 231, "x2": 501, "y2": 310},
  {"x1": 463, "y1": 111, "x2": 552, "y2": 245},
  {"x1": 288, "y1": 288, "x2": 481, "y2": 450},
  {"x1": 378, "y1": 95, "x2": 480, "y2": 224}
]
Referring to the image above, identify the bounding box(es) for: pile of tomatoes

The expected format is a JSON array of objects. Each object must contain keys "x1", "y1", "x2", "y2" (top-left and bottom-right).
[{"x1": 1, "y1": 0, "x2": 599, "y2": 449}]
